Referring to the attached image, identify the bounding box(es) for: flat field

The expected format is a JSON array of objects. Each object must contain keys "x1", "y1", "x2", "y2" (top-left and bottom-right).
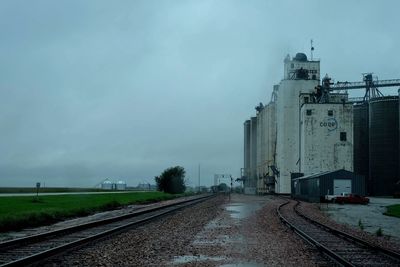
[
  {"x1": 0, "y1": 192, "x2": 186, "y2": 232},
  {"x1": 0, "y1": 187, "x2": 110, "y2": 193}
]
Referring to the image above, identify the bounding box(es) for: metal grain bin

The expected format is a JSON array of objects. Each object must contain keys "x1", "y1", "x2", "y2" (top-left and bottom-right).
[
  {"x1": 101, "y1": 179, "x2": 113, "y2": 190},
  {"x1": 353, "y1": 102, "x2": 370, "y2": 193},
  {"x1": 116, "y1": 180, "x2": 126, "y2": 190},
  {"x1": 369, "y1": 96, "x2": 399, "y2": 196}
]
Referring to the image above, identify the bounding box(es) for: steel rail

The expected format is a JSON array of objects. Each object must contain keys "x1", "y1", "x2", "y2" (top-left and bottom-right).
[
  {"x1": 0, "y1": 194, "x2": 212, "y2": 251},
  {"x1": 276, "y1": 201, "x2": 354, "y2": 267},
  {"x1": 277, "y1": 199, "x2": 400, "y2": 267},
  {"x1": 0, "y1": 194, "x2": 215, "y2": 267},
  {"x1": 294, "y1": 201, "x2": 400, "y2": 262}
]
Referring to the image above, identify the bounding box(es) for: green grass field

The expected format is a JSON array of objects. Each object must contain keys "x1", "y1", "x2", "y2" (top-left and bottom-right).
[
  {"x1": 0, "y1": 187, "x2": 110, "y2": 193},
  {"x1": 384, "y1": 204, "x2": 400, "y2": 218},
  {"x1": 0, "y1": 192, "x2": 188, "y2": 232}
]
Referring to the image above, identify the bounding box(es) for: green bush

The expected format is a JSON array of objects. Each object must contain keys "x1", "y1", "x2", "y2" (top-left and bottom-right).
[{"x1": 155, "y1": 166, "x2": 186, "y2": 194}]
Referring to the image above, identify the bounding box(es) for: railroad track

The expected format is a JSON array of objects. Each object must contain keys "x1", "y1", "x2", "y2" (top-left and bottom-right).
[
  {"x1": 277, "y1": 199, "x2": 400, "y2": 267},
  {"x1": 0, "y1": 194, "x2": 215, "y2": 267}
]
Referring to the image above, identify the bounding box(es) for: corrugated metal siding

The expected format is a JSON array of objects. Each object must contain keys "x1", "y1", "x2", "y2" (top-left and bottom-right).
[
  {"x1": 369, "y1": 97, "x2": 399, "y2": 196},
  {"x1": 353, "y1": 103, "x2": 369, "y2": 191},
  {"x1": 292, "y1": 170, "x2": 366, "y2": 202}
]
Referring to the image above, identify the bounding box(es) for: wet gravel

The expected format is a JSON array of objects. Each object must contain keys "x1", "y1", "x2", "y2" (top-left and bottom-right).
[
  {"x1": 171, "y1": 194, "x2": 328, "y2": 266},
  {"x1": 298, "y1": 201, "x2": 400, "y2": 254},
  {"x1": 38, "y1": 195, "x2": 226, "y2": 267},
  {"x1": 37, "y1": 194, "x2": 329, "y2": 267}
]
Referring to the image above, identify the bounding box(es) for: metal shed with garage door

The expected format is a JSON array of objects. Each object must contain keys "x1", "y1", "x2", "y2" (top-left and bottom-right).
[{"x1": 291, "y1": 169, "x2": 366, "y2": 202}]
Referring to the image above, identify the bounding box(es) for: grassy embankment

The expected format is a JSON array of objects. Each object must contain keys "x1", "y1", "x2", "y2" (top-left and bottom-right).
[
  {"x1": 0, "y1": 192, "x2": 189, "y2": 232},
  {"x1": 384, "y1": 204, "x2": 400, "y2": 218}
]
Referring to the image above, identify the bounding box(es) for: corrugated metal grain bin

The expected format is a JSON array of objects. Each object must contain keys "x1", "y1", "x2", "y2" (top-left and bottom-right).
[
  {"x1": 291, "y1": 169, "x2": 366, "y2": 202},
  {"x1": 369, "y1": 96, "x2": 399, "y2": 196},
  {"x1": 353, "y1": 102, "x2": 369, "y2": 192}
]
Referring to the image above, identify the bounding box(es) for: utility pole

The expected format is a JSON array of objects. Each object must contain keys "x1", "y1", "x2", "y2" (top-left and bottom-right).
[
  {"x1": 198, "y1": 164, "x2": 200, "y2": 193},
  {"x1": 230, "y1": 175, "x2": 233, "y2": 201}
]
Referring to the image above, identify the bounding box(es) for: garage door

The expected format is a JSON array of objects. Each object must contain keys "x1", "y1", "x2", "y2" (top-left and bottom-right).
[{"x1": 333, "y1": 179, "x2": 352, "y2": 195}]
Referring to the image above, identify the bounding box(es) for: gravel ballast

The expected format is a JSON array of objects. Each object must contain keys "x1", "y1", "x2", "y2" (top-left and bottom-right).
[
  {"x1": 37, "y1": 194, "x2": 330, "y2": 266},
  {"x1": 297, "y1": 201, "x2": 400, "y2": 254},
  {"x1": 39, "y1": 195, "x2": 226, "y2": 266},
  {"x1": 169, "y1": 194, "x2": 328, "y2": 266}
]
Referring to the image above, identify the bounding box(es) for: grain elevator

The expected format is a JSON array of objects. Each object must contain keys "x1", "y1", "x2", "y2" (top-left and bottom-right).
[
  {"x1": 243, "y1": 51, "x2": 400, "y2": 196},
  {"x1": 243, "y1": 52, "x2": 358, "y2": 195},
  {"x1": 275, "y1": 53, "x2": 321, "y2": 193}
]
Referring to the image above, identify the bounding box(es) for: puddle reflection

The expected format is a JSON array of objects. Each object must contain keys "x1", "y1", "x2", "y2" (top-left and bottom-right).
[
  {"x1": 225, "y1": 202, "x2": 263, "y2": 219},
  {"x1": 173, "y1": 255, "x2": 227, "y2": 264}
]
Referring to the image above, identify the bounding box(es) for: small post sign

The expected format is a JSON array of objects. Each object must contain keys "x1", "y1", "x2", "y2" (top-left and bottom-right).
[
  {"x1": 230, "y1": 175, "x2": 233, "y2": 201},
  {"x1": 36, "y1": 182, "x2": 41, "y2": 197}
]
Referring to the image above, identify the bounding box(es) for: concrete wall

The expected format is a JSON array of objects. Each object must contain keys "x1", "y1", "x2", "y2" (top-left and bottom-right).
[
  {"x1": 256, "y1": 111, "x2": 264, "y2": 172},
  {"x1": 283, "y1": 56, "x2": 320, "y2": 80},
  {"x1": 243, "y1": 120, "x2": 251, "y2": 187},
  {"x1": 256, "y1": 102, "x2": 277, "y2": 193},
  {"x1": 249, "y1": 117, "x2": 258, "y2": 188},
  {"x1": 243, "y1": 53, "x2": 327, "y2": 194},
  {"x1": 300, "y1": 103, "x2": 353, "y2": 175},
  {"x1": 276, "y1": 80, "x2": 311, "y2": 193},
  {"x1": 276, "y1": 56, "x2": 320, "y2": 193}
]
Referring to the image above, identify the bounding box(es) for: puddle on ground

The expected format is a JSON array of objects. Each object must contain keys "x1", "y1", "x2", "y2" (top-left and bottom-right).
[
  {"x1": 219, "y1": 263, "x2": 264, "y2": 267},
  {"x1": 225, "y1": 202, "x2": 263, "y2": 219},
  {"x1": 193, "y1": 234, "x2": 244, "y2": 245},
  {"x1": 203, "y1": 217, "x2": 231, "y2": 230},
  {"x1": 173, "y1": 255, "x2": 228, "y2": 264}
]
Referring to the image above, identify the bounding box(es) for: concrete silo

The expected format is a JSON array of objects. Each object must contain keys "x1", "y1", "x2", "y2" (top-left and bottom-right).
[
  {"x1": 276, "y1": 53, "x2": 320, "y2": 193},
  {"x1": 249, "y1": 117, "x2": 258, "y2": 192},
  {"x1": 256, "y1": 101, "x2": 277, "y2": 194},
  {"x1": 243, "y1": 120, "x2": 251, "y2": 187}
]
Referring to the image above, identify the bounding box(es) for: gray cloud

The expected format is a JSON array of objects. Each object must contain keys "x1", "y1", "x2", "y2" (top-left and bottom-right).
[{"x1": 1, "y1": 0, "x2": 399, "y2": 187}]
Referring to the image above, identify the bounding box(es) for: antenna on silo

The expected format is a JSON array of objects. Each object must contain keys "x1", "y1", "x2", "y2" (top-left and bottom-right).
[{"x1": 310, "y1": 39, "x2": 314, "y2": 60}]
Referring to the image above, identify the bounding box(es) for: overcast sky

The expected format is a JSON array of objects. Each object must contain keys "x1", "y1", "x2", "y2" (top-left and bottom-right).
[{"x1": 1, "y1": 0, "x2": 399, "y2": 187}]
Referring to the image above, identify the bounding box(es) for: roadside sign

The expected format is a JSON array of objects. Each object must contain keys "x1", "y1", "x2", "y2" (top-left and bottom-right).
[{"x1": 36, "y1": 182, "x2": 40, "y2": 197}]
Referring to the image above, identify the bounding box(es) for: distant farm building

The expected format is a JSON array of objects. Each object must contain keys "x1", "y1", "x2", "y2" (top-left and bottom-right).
[{"x1": 101, "y1": 179, "x2": 113, "y2": 190}]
